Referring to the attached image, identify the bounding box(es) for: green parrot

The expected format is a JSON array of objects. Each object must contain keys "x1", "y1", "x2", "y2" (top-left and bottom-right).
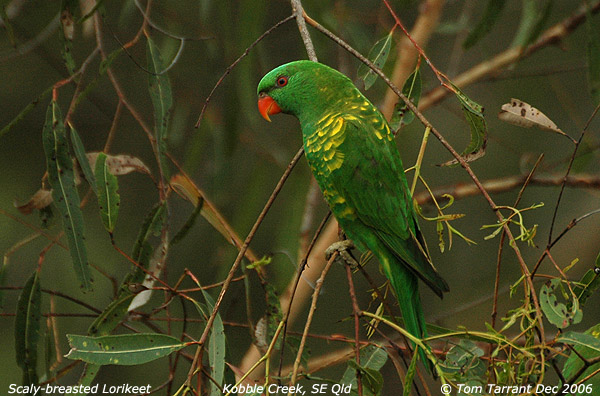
[{"x1": 257, "y1": 60, "x2": 449, "y2": 368}]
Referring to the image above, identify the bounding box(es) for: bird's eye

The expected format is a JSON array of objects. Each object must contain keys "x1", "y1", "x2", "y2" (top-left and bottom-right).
[{"x1": 276, "y1": 76, "x2": 288, "y2": 87}]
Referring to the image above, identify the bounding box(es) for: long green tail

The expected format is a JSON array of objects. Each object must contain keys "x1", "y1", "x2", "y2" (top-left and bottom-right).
[{"x1": 380, "y1": 255, "x2": 433, "y2": 373}]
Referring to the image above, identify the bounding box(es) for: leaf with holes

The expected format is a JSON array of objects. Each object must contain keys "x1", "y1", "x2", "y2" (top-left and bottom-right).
[
  {"x1": 498, "y1": 98, "x2": 570, "y2": 139},
  {"x1": 66, "y1": 333, "x2": 186, "y2": 366},
  {"x1": 358, "y1": 30, "x2": 394, "y2": 90},
  {"x1": 42, "y1": 101, "x2": 92, "y2": 290},
  {"x1": 540, "y1": 279, "x2": 582, "y2": 329}
]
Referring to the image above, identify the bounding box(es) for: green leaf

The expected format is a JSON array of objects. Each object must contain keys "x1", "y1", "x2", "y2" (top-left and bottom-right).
[
  {"x1": 42, "y1": 101, "x2": 92, "y2": 290},
  {"x1": 463, "y1": 0, "x2": 508, "y2": 49},
  {"x1": 390, "y1": 66, "x2": 422, "y2": 131},
  {"x1": 69, "y1": 125, "x2": 96, "y2": 189},
  {"x1": 358, "y1": 30, "x2": 394, "y2": 90},
  {"x1": 561, "y1": 325, "x2": 600, "y2": 388},
  {"x1": 586, "y1": 4, "x2": 600, "y2": 106},
  {"x1": 572, "y1": 268, "x2": 600, "y2": 308},
  {"x1": 558, "y1": 330, "x2": 600, "y2": 355},
  {"x1": 147, "y1": 36, "x2": 172, "y2": 179},
  {"x1": 15, "y1": 271, "x2": 41, "y2": 385},
  {"x1": 441, "y1": 86, "x2": 488, "y2": 166},
  {"x1": 539, "y1": 279, "x2": 582, "y2": 329},
  {"x1": 202, "y1": 291, "x2": 226, "y2": 396},
  {"x1": 511, "y1": 0, "x2": 554, "y2": 48},
  {"x1": 440, "y1": 339, "x2": 486, "y2": 378},
  {"x1": 95, "y1": 152, "x2": 120, "y2": 233},
  {"x1": 403, "y1": 350, "x2": 419, "y2": 396},
  {"x1": 340, "y1": 345, "x2": 387, "y2": 396},
  {"x1": 66, "y1": 333, "x2": 186, "y2": 366}
]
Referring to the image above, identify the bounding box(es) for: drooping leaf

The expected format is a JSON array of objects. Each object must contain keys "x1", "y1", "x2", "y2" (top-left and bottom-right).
[
  {"x1": 390, "y1": 66, "x2": 422, "y2": 131},
  {"x1": 95, "y1": 152, "x2": 120, "y2": 233},
  {"x1": 498, "y1": 98, "x2": 571, "y2": 139},
  {"x1": 511, "y1": 0, "x2": 554, "y2": 48},
  {"x1": 42, "y1": 101, "x2": 92, "y2": 290},
  {"x1": 441, "y1": 87, "x2": 487, "y2": 166},
  {"x1": 147, "y1": 36, "x2": 172, "y2": 179},
  {"x1": 586, "y1": 5, "x2": 600, "y2": 106},
  {"x1": 69, "y1": 125, "x2": 96, "y2": 189},
  {"x1": 15, "y1": 271, "x2": 41, "y2": 385},
  {"x1": 561, "y1": 325, "x2": 600, "y2": 389},
  {"x1": 202, "y1": 290, "x2": 226, "y2": 396},
  {"x1": 463, "y1": 0, "x2": 508, "y2": 49},
  {"x1": 358, "y1": 30, "x2": 394, "y2": 90},
  {"x1": 539, "y1": 279, "x2": 582, "y2": 329},
  {"x1": 572, "y1": 268, "x2": 600, "y2": 308},
  {"x1": 66, "y1": 333, "x2": 186, "y2": 366}
]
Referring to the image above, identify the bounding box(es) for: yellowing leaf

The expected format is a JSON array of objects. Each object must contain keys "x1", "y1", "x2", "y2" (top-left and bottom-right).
[{"x1": 498, "y1": 98, "x2": 573, "y2": 141}]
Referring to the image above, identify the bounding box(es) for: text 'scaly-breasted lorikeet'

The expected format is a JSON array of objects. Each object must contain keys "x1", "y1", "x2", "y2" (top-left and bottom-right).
[{"x1": 257, "y1": 60, "x2": 449, "y2": 368}]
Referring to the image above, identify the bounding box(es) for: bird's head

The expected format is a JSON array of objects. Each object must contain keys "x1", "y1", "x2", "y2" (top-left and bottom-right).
[{"x1": 257, "y1": 60, "x2": 352, "y2": 123}]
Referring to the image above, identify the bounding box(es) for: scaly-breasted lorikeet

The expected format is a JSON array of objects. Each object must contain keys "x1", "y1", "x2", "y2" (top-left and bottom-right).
[{"x1": 257, "y1": 60, "x2": 449, "y2": 368}]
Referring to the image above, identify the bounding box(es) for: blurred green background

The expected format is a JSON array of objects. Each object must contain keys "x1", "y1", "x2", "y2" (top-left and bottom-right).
[{"x1": 1, "y1": 0, "x2": 599, "y2": 393}]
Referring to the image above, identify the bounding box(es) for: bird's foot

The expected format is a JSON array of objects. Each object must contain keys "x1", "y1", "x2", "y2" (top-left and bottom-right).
[{"x1": 325, "y1": 240, "x2": 358, "y2": 268}]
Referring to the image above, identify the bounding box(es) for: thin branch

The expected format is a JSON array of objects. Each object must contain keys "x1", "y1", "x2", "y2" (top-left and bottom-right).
[
  {"x1": 413, "y1": 173, "x2": 600, "y2": 206},
  {"x1": 290, "y1": 0, "x2": 318, "y2": 62},
  {"x1": 194, "y1": 14, "x2": 295, "y2": 128}
]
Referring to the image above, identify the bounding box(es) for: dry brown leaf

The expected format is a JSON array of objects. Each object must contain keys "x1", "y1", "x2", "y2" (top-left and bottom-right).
[
  {"x1": 498, "y1": 98, "x2": 572, "y2": 140},
  {"x1": 14, "y1": 189, "x2": 53, "y2": 214},
  {"x1": 86, "y1": 152, "x2": 151, "y2": 176}
]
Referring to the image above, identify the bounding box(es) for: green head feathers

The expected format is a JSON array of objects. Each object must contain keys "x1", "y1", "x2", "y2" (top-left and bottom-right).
[{"x1": 257, "y1": 60, "x2": 357, "y2": 124}]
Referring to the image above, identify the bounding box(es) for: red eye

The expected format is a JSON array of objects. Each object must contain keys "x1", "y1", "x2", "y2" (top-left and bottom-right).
[{"x1": 276, "y1": 76, "x2": 288, "y2": 87}]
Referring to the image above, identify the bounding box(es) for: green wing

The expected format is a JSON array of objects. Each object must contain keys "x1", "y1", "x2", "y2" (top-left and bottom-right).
[{"x1": 331, "y1": 116, "x2": 449, "y2": 297}]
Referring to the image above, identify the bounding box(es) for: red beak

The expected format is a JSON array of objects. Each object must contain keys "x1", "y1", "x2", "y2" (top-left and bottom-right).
[{"x1": 258, "y1": 93, "x2": 282, "y2": 122}]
